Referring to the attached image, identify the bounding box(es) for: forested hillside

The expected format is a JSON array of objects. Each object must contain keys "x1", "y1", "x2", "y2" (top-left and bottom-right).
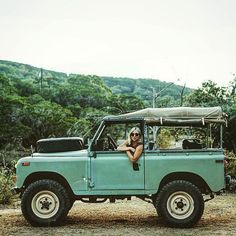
[
  {"x1": 0, "y1": 60, "x2": 191, "y2": 107},
  {"x1": 0, "y1": 60, "x2": 68, "y2": 83},
  {"x1": 0, "y1": 59, "x2": 236, "y2": 153},
  {"x1": 103, "y1": 76, "x2": 192, "y2": 102}
]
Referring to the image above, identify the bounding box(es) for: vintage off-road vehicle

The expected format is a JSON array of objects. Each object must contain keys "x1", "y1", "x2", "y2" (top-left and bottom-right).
[{"x1": 13, "y1": 107, "x2": 227, "y2": 227}]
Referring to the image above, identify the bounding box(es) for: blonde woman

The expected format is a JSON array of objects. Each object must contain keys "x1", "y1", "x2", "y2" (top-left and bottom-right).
[{"x1": 117, "y1": 127, "x2": 143, "y2": 163}]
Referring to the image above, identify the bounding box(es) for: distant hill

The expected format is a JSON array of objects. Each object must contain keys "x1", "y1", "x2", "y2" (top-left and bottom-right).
[
  {"x1": 0, "y1": 60, "x2": 192, "y2": 104},
  {"x1": 0, "y1": 60, "x2": 68, "y2": 83},
  {"x1": 102, "y1": 76, "x2": 192, "y2": 101}
]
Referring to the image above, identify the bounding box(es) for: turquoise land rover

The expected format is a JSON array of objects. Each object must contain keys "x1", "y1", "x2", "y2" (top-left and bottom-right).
[{"x1": 13, "y1": 107, "x2": 227, "y2": 227}]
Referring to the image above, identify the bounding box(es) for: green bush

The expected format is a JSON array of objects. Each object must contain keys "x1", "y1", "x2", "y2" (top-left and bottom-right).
[
  {"x1": 157, "y1": 128, "x2": 174, "y2": 149},
  {"x1": 225, "y1": 151, "x2": 236, "y2": 178},
  {"x1": 0, "y1": 167, "x2": 15, "y2": 204},
  {"x1": 0, "y1": 146, "x2": 28, "y2": 205}
]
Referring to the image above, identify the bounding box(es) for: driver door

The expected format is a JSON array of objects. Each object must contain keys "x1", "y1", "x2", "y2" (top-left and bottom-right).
[
  {"x1": 91, "y1": 151, "x2": 144, "y2": 190},
  {"x1": 90, "y1": 122, "x2": 145, "y2": 190}
]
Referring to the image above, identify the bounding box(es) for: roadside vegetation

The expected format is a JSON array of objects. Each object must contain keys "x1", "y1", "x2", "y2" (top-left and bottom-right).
[
  {"x1": 0, "y1": 146, "x2": 24, "y2": 205},
  {"x1": 0, "y1": 166, "x2": 15, "y2": 204}
]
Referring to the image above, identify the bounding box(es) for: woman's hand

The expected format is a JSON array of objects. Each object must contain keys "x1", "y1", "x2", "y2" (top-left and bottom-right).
[{"x1": 128, "y1": 147, "x2": 135, "y2": 153}]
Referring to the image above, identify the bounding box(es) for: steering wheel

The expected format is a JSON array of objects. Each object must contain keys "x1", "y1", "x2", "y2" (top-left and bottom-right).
[{"x1": 106, "y1": 134, "x2": 117, "y2": 150}]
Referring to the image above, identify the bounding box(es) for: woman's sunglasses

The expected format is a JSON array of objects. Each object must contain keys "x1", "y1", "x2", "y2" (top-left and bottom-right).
[{"x1": 131, "y1": 133, "x2": 140, "y2": 137}]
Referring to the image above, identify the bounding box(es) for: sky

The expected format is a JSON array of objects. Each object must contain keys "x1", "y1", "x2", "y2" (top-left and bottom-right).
[{"x1": 0, "y1": 0, "x2": 236, "y2": 89}]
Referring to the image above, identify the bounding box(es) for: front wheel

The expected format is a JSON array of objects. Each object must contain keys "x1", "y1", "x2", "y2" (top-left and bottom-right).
[
  {"x1": 21, "y1": 179, "x2": 70, "y2": 226},
  {"x1": 156, "y1": 180, "x2": 204, "y2": 228}
]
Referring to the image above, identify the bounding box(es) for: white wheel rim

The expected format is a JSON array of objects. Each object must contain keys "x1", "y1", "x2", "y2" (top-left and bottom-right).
[
  {"x1": 31, "y1": 190, "x2": 60, "y2": 219},
  {"x1": 166, "y1": 191, "x2": 194, "y2": 220}
]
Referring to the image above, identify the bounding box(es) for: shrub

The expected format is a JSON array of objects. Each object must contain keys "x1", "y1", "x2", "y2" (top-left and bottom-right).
[
  {"x1": 0, "y1": 166, "x2": 15, "y2": 204},
  {"x1": 225, "y1": 151, "x2": 236, "y2": 178},
  {"x1": 157, "y1": 128, "x2": 174, "y2": 148},
  {"x1": 0, "y1": 145, "x2": 28, "y2": 205}
]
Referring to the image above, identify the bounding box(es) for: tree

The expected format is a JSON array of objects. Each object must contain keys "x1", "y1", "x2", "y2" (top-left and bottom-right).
[
  {"x1": 0, "y1": 75, "x2": 30, "y2": 148},
  {"x1": 108, "y1": 94, "x2": 145, "y2": 114},
  {"x1": 52, "y1": 75, "x2": 112, "y2": 109},
  {"x1": 18, "y1": 99, "x2": 79, "y2": 146},
  {"x1": 11, "y1": 78, "x2": 37, "y2": 97},
  {"x1": 0, "y1": 74, "x2": 16, "y2": 95},
  {"x1": 0, "y1": 95, "x2": 30, "y2": 148},
  {"x1": 184, "y1": 80, "x2": 236, "y2": 152},
  {"x1": 185, "y1": 80, "x2": 228, "y2": 107}
]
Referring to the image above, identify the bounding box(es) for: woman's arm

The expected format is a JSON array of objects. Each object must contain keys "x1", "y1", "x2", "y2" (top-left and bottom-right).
[
  {"x1": 117, "y1": 141, "x2": 135, "y2": 152},
  {"x1": 126, "y1": 145, "x2": 143, "y2": 163}
]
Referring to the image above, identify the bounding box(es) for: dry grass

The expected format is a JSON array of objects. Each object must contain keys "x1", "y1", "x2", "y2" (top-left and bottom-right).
[{"x1": 0, "y1": 193, "x2": 236, "y2": 236}]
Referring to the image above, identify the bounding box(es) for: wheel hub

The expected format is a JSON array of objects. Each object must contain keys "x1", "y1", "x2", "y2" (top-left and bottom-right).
[
  {"x1": 40, "y1": 198, "x2": 52, "y2": 210},
  {"x1": 167, "y1": 191, "x2": 194, "y2": 219},
  {"x1": 176, "y1": 200, "x2": 185, "y2": 210},
  {"x1": 31, "y1": 191, "x2": 60, "y2": 219}
]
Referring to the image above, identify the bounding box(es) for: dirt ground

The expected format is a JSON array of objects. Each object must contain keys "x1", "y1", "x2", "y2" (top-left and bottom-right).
[{"x1": 0, "y1": 193, "x2": 236, "y2": 236}]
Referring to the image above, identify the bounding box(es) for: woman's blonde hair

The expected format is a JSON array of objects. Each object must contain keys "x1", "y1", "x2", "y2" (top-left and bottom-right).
[{"x1": 127, "y1": 127, "x2": 142, "y2": 145}]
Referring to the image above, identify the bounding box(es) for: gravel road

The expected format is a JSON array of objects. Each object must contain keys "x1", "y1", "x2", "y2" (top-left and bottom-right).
[{"x1": 0, "y1": 193, "x2": 236, "y2": 236}]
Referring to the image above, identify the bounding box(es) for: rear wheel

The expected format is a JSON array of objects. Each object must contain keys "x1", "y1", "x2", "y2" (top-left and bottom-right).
[
  {"x1": 156, "y1": 180, "x2": 204, "y2": 228},
  {"x1": 21, "y1": 179, "x2": 70, "y2": 226}
]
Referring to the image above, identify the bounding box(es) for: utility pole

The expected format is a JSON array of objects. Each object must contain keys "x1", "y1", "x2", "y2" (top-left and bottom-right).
[
  {"x1": 39, "y1": 67, "x2": 43, "y2": 91},
  {"x1": 180, "y1": 83, "x2": 186, "y2": 106},
  {"x1": 152, "y1": 87, "x2": 156, "y2": 108}
]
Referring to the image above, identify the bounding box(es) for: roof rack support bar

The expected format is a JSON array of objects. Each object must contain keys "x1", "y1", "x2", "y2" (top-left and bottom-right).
[
  {"x1": 202, "y1": 118, "x2": 205, "y2": 126},
  {"x1": 160, "y1": 117, "x2": 163, "y2": 125},
  {"x1": 220, "y1": 124, "x2": 223, "y2": 149}
]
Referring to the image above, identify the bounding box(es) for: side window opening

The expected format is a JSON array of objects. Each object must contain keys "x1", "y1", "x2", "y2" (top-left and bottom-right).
[
  {"x1": 146, "y1": 124, "x2": 222, "y2": 151},
  {"x1": 93, "y1": 122, "x2": 142, "y2": 151}
]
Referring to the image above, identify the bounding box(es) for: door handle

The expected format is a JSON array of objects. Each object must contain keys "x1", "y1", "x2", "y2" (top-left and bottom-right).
[{"x1": 133, "y1": 163, "x2": 140, "y2": 171}]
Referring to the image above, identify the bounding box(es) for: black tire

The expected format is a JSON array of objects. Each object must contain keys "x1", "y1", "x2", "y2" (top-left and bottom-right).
[
  {"x1": 21, "y1": 179, "x2": 70, "y2": 226},
  {"x1": 68, "y1": 199, "x2": 75, "y2": 211},
  {"x1": 155, "y1": 180, "x2": 204, "y2": 228}
]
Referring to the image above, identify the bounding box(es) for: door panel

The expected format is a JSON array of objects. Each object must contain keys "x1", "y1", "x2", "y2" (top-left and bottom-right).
[{"x1": 91, "y1": 151, "x2": 144, "y2": 190}]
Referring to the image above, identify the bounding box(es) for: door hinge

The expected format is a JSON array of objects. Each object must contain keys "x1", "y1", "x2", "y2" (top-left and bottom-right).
[{"x1": 88, "y1": 178, "x2": 95, "y2": 188}]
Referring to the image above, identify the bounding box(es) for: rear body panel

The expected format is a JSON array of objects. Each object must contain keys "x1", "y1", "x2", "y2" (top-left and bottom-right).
[{"x1": 145, "y1": 149, "x2": 224, "y2": 192}]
